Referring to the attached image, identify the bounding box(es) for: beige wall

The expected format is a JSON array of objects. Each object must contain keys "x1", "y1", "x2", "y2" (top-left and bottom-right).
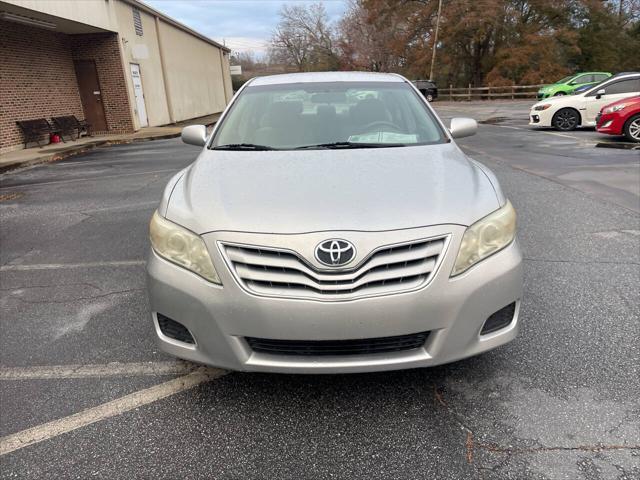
[
  {"x1": 3, "y1": 0, "x2": 116, "y2": 31},
  {"x1": 157, "y1": 20, "x2": 230, "y2": 122},
  {"x1": 113, "y1": 0, "x2": 170, "y2": 129}
]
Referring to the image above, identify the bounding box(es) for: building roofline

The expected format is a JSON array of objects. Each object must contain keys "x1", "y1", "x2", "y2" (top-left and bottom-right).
[{"x1": 126, "y1": 0, "x2": 230, "y2": 53}]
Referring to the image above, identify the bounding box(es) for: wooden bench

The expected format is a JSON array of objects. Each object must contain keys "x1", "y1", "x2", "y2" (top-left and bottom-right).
[
  {"x1": 51, "y1": 115, "x2": 92, "y2": 141},
  {"x1": 16, "y1": 119, "x2": 59, "y2": 148}
]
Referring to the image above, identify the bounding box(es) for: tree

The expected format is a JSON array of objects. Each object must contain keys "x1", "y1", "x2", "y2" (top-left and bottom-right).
[
  {"x1": 269, "y1": 3, "x2": 339, "y2": 71},
  {"x1": 569, "y1": 0, "x2": 640, "y2": 71},
  {"x1": 269, "y1": 0, "x2": 639, "y2": 87},
  {"x1": 338, "y1": 0, "x2": 404, "y2": 71}
]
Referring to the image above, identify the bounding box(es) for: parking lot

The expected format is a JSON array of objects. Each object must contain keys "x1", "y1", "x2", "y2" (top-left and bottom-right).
[{"x1": 1, "y1": 100, "x2": 638, "y2": 479}]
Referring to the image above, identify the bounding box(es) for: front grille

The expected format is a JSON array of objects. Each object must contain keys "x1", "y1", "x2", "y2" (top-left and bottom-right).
[
  {"x1": 221, "y1": 236, "x2": 447, "y2": 300},
  {"x1": 157, "y1": 314, "x2": 195, "y2": 344},
  {"x1": 246, "y1": 331, "x2": 430, "y2": 356}
]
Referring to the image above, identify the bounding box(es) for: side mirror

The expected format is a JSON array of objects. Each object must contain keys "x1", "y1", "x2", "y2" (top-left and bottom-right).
[
  {"x1": 181, "y1": 125, "x2": 207, "y2": 147},
  {"x1": 595, "y1": 88, "x2": 606, "y2": 99},
  {"x1": 449, "y1": 117, "x2": 477, "y2": 139}
]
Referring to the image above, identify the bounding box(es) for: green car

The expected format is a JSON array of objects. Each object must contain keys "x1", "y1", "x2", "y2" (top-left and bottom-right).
[{"x1": 537, "y1": 72, "x2": 612, "y2": 99}]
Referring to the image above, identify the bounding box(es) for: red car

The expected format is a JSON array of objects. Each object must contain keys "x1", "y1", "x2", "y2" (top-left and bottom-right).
[{"x1": 596, "y1": 95, "x2": 640, "y2": 142}]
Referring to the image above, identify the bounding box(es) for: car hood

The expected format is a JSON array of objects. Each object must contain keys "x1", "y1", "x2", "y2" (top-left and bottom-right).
[
  {"x1": 532, "y1": 94, "x2": 582, "y2": 109},
  {"x1": 165, "y1": 143, "x2": 501, "y2": 234}
]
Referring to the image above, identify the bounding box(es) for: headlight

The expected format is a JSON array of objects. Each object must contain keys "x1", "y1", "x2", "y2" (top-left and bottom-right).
[
  {"x1": 451, "y1": 201, "x2": 516, "y2": 276},
  {"x1": 602, "y1": 104, "x2": 627, "y2": 114},
  {"x1": 149, "y1": 211, "x2": 221, "y2": 284},
  {"x1": 534, "y1": 104, "x2": 551, "y2": 111}
]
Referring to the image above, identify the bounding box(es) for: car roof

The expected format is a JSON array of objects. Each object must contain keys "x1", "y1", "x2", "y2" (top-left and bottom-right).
[
  {"x1": 611, "y1": 72, "x2": 640, "y2": 78},
  {"x1": 249, "y1": 71, "x2": 406, "y2": 86}
]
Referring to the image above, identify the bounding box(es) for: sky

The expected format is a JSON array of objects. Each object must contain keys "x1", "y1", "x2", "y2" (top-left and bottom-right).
[{"x1": 144, "y1": 0, "x2": 348, "y2": 56}]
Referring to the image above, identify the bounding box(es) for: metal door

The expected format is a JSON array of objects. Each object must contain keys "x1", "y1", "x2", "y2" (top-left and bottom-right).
[
  {"x1": 130, "y1": 63, "x2": 148, "y2": 127},
  {"x1": 74, "y1": 60, "x2": 107, "y2": 131}
]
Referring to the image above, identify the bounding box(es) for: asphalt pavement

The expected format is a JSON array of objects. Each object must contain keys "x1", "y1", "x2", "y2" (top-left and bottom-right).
[{"x1": 1, "y1": 101, "x2": 639, "y2": 479}]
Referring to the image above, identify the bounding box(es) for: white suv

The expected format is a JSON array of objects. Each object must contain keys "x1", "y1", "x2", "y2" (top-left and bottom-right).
[{"x1": 529, "y1": 73, "x2": 640, "y2": 131}]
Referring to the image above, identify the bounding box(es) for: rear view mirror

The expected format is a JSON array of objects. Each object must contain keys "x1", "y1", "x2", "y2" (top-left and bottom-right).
[
  {"x1": 595, "y1": 88, "x2": 606, "y2": 99},
  {"x1": 181, "y1": 125, "x2": 207, "y2": 147},
  {"x1": 449, "y1": 117, "x2": 477, "y2": 139}
]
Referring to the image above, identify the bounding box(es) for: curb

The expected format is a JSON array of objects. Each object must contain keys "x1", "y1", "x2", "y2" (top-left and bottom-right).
[{"x1": 0, "y1": 132, "x2": 182, "y2": 175}]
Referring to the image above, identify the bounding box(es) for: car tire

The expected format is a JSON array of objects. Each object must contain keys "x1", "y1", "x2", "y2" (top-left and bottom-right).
[
  {"x1": 552, "y1": 108, "x2": 580, "y2": 131},
  {"x1": 554, "y1": 92, "x2": 566, "y2": 96},
  {"x1": 426, "y1": 94, "x2": 434, "y2": 102},
  {"x1": 623, "y1": 114, "x2": 640, "y2": 143}
]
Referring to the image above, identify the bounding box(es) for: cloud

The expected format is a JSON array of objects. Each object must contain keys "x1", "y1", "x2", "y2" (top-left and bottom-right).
[
  {"x1": 144, "y1": 0, "x2": 347, "y2": 54},
  {"x1": 214, "y1": 36, "x2": 270, "y2": 55}
]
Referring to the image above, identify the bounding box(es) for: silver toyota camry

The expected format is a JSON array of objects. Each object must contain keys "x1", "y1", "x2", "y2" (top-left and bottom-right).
[{"x1": 146, "y1": 72, "x2": 523, "y2": 373}]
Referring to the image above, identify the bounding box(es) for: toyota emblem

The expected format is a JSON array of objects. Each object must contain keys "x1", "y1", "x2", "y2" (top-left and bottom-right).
[{"x1": 315, "y1": 239, "x2": 356, "y2": 267}]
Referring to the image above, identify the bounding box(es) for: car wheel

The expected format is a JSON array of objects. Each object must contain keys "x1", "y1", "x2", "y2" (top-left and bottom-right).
[
  {"x1": 426, "y1": 94, "x2": 434, "y2": 102},
  {"x1": 552, "y1": 108, "x2": 580, "y2": 131},
  {"x1": 554, "y1": 92, "x2": 566, "y2": 96},
  {"x1": 624, "y1": 114, "x2": 640, "y2": 143}
]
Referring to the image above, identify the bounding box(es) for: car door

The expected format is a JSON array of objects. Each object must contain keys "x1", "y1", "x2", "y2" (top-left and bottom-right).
[{"x1": 584, "y1": 78, "x2": 640, "y2": 125}]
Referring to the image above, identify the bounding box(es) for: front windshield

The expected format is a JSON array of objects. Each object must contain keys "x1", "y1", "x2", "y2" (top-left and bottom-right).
[{"x1": 211, "y1": 81, "x2": 446, "y2": 150}]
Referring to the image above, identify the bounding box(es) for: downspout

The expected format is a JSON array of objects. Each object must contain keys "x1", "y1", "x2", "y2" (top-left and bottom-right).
[{"x1": 155, "y1": 15, "x2": 175, "y2": 124}]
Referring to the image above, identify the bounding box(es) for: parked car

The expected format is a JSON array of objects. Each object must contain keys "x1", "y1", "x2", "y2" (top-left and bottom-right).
[
  {"x1": 596, "y1": 95, "x2": 640, "y2": 142},
  {"x1": 412, "y1": 79, "x2": 438, "y2": 102},
  {"x1": 530, "y1": 72, "x2": 640, "y2": 131},
  {"x1": 572, "y1": 84, "x2": 595, "y2": 95},
  {"x1": 537, "y1": 72, "x2": 612, "y2": 99},
  {"x1": 146, "y1": 72, "x2": 523, "y2": 373}
]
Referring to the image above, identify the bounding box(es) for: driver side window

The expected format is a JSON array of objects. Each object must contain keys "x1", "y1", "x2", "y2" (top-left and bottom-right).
[
  {"x1": 603, "y1": 79, "x2": 640, "y2": 95},
  {"x1": 571, "y1": 75, "x2": 592, "y2": 85}
]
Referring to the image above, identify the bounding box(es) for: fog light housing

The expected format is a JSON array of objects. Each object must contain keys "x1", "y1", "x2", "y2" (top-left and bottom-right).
[
  {"x1": 481, "y1": 302, "x2": 516, "y2": 335},
  {"x1": 156, "y1": 313, "x2": 195, "y2": 344}
]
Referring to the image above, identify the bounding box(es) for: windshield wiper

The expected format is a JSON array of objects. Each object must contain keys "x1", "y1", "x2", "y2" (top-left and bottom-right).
[
  {"x1": 212, "y1": 143, "x2": 277, "y2": 151},
  {"x1": 295, "y1": 142, "x2": 406, "y2": 150}
]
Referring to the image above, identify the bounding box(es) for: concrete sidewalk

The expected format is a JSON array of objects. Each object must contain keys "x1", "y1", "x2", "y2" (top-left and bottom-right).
[{"x1": 0, "y1": 113, "x2": 220, "y2": 173}]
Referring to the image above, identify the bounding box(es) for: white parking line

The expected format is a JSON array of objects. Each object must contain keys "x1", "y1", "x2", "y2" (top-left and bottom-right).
[
  {"x1": 492, "y1": 125, "x2": 525, "y2": 130},
  {"x1": 80, "y1": 201, "x2": 158, "y2": 214},
  {"x1": 0, "y1": 361, "x2": 197, "y2": 380},
  {"x1": 0, "y1": 169, "x2": 178, "y2": 190},
  {"x1": 0, "y1": 260, "x2": 145, "y2": 271},
  {"x1": 0, "y1": 367, "x2": 226, "y2": 456}
]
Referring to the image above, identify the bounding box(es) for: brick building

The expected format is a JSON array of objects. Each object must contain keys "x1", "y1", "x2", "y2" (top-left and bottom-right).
[{"x1": 1, "y1": 0, "x2": 232, "y2": 153}]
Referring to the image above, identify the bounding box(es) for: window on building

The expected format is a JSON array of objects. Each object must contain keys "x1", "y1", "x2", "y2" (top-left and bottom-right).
[{"x1": 133, "y1": 7, "x2": 143, "y2": 36}]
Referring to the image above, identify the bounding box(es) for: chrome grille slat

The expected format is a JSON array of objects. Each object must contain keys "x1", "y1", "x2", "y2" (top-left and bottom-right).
[
  {"x1": 235, "y1": 258, "x2": 436, "y2": 291},
  {"x1": 247, "y1": 275, "x2": 427, "y2": 296},
  {"x1": 221, "y1": 236, "x2": 447, "y2": 300},
  {"x1": 225, "y1": 241, "x2": 443, "y2": 282}
]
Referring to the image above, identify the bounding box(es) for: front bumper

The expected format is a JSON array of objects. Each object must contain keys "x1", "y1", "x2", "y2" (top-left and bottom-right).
[
  {"x1": 529, "y1": 108, "x2": 553, "y2": 127},
  {"x1": 146, "y1": 226, "x2": 524, "y2": 373},
  {"x1": 596, "y1": 112, "x2": 624, "y2": 135}
]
